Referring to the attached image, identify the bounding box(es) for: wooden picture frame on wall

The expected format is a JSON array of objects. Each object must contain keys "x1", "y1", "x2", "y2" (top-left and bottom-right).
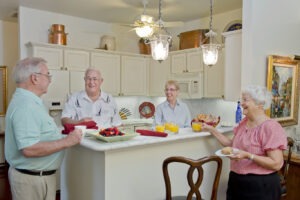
[
  {"x1": 0, "y1": 66, "x2": 7, "y2": 116},
  {"x1": 266, "y1": 55, "x2": 300, "y2": 126}
]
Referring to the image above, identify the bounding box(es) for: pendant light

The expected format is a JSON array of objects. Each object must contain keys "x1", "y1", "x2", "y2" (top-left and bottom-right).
[
  {"x1": 147, "y1": 0, "x2": 172, "y2": 62},
  {"x1": 201, "y1": 0, "x2": 221, "y2": 66}
]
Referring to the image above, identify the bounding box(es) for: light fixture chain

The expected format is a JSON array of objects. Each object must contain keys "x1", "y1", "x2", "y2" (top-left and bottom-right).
[
  {"x1": 209, "y1": 0, "x2": 213, "y2": 31},
  {"x1": 158, "y1": 0, "x2": 162, "y2": 27}
]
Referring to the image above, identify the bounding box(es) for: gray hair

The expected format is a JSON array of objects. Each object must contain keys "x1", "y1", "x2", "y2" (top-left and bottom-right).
[
  {"x1": 13, "y1": 57, "x2": 47, "y2": 84},
  {"x1": 242, "y1": 85, "x2": 272, "y2": 109},
  {"x1": 84, "y1": 67, "x2": 103, "y2": 80}
]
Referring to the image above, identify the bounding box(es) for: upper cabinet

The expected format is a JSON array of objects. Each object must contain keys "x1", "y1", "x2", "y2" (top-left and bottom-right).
[
  {"x1": 148, "y1": 57, "x2": 171, "y2": 96},
  {"x1": 91, "y1": 51, "x2": 121, "y2": 96},
  {"x1": 222, "y1": 30, "x2": 242, "y2": 101},
  {"x1": 64, "y1": 49, "x2": 90, "y2": 70},
  {"x1": 121, "y1": 55, "x2": 148, "y2": 96},
  {"x1": 203, "y1": 49, "x2": 224, "y2": 98},
  {"x1": 28, "y1": 43, "x2": 64, "y2": 70},
  {"x1": 170, "y1": 49, "x2": 204, "y2": 74},
  {"x1": 27, "y1": 42, "x2": 90, "y2": 71}
]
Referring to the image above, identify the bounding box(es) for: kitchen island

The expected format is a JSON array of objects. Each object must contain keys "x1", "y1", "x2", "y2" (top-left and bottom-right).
[{"x1": 60, "y1": 127, "x2": 233, "y2": 200}]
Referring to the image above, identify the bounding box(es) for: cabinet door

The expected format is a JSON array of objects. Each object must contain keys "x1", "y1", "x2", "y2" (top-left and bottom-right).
[
  {"x1": 149, "y1": 57, "x2": 171, "y2": 96},
  {"x1": 203, "y1": 50, "x2": 224, "y2": 98},
  {"x1": 32, "y1": 46, "x2": 63, "y2": 70},
  {"x1": 121, "y1": 55, "x2": 147, "y2": 96},
  {"x1": 42, "y1": 70, "x2": 69, "y2": 109},
  {"x1": 171, "y1": 53, "x2": 186, "y2": 74},
  {"x1": 69, "y1": 70, "x2": 85, "y2": 94},
  {"x1": 91, "y1": 52, "x2": 121, "y2": 96},
  {"x1": 64, "y1": 49, "x2": 90, "y2": 71},
  {"x1": 186, "y1": 51, "x2": 204, "y2": 73}
]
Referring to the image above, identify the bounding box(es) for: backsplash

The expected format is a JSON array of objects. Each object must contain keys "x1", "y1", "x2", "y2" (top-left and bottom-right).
[{"x1": 114, "y1": 96, "x2": 237, "y2": 124}]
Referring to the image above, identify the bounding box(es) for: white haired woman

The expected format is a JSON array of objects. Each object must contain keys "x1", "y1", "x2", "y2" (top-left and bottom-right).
[{"x1": 203, "y1": 85, "x2": 287, "y2": 200}]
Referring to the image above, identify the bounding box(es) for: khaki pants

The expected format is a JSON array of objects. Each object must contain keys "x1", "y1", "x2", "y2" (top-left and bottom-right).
[{"x1": 8, "y1": 167, "x2": 57, "y2": 200}]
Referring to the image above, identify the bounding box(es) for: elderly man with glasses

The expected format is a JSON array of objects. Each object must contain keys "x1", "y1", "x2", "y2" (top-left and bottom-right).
[
  {"x1": 61, "y1": 67, "x2": 122, "y2": 128},
  {"x1": 5, "y1": 57, "x2": 82, "y2": 200}
]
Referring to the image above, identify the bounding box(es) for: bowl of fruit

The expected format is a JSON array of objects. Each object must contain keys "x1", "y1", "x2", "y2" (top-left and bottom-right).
[{"x1": 191, "y1": 114, "x2": 220, "y2": 128}]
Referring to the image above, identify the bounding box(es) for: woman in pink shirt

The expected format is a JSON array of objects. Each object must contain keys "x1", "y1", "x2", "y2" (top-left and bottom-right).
[{"x1": 203, "y1": 85, "x2": 287, "y2": 200}]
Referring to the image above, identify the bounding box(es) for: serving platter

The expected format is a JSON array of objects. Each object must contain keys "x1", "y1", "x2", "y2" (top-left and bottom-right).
[{"x1": 86, "y1": 130, "x2": 138, "y2": 143}]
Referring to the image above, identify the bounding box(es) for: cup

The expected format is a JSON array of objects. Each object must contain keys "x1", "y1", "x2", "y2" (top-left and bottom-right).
[
  {"x1": 165, "y1": 123, "x2": 179, "y2": 134},
  {"x1": 155, "y1": 125, "x2": 165, "y2": 132},
  {"x1": 74, "y1": 125, "x2": 87, "y2": 138},
  {"x1": 192, "y1": 122, "x2": 202, "y2": 132}
]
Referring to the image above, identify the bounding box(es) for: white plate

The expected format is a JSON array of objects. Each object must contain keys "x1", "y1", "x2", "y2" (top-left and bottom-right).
[
  {"x1": 86, "y1": 130, "x2": 138, "y2": 142},
  {"x1": 215, "y1": 148, "x2": 239, "y2": 157}
]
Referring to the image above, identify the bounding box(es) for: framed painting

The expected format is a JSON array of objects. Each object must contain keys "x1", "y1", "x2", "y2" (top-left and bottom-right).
[
  {"x1": 0, "y1": 66, "x2": 7, "y2": 116},
  {"x1": 266, "y1": 55, "x2": 300, "y2": 126}
]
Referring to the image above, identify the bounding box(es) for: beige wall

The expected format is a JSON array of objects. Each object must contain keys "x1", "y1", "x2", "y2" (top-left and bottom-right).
[{"x1": 0, "y1": 20, "x2": 18, "y2": 163}]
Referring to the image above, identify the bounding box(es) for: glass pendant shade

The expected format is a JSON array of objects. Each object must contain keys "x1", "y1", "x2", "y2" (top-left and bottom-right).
[
  {"x1": 201, "y1": 43, "x2": 221, "y2": 66},
  {"x1": 201, "y1": 0, "x2": 222, "y2": 67},
  {"x1": 135, "y1": 25, "x2": 154, "y2": 38},
  {"x1": 149, "y1": 34, "x2": 171, "y2": 62}
]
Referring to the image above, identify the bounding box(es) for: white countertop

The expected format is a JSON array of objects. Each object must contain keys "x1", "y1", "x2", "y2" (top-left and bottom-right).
[
  {"x1": 121, "y1": 118, "x2": 153, "y2": 125},
  {"x1": 80, "y1": 126, "x2": 234, "y2": 152}
]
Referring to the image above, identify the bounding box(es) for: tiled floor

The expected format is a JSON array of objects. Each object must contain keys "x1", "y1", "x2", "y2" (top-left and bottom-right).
[{"x1": 0, "y1": 164, "x2": 60, "y2": 200}]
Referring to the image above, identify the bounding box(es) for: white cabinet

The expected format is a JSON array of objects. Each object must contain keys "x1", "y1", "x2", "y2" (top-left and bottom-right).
[
  {"x1": 121, "y1": 55, "x2": 148, "y2": 96},
  {"x1": 148, "y1": 57, "x2": 171, "y2": 96},
  {"x1": 27, "y1": 42, "x2": 90, "y2": 71},
  {"x1": 64, "y1": 49, "x2": 90, "y2": 70},
  {"x1": 90, "y1": 52, "x2": 121, "y2": 96},
  {"x1": 222, "y1": 30, "x2": 242, "y2": 101},
  {"x1": 171, "y1": 50, "x2": 204, "y2": 74},
  {"x1": 203, "y1": 49, "x2": 224, "y2": 98},
  {"x1": 91, "y1": 53, "x2": 147, "y2": 96},
  {"x1": 28, "y1": 44, "x2": 64, "y2": 70},
  {"x1": 27, "y1": 43, "x2": 86, "y2": 110}
]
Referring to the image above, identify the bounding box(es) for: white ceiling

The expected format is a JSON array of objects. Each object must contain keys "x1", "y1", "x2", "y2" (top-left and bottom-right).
[{"x1": 0, "y1": 0, "x2": 242, "y2": 24}]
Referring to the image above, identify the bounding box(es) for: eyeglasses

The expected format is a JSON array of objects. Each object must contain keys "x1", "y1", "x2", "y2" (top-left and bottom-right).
[
  {"x1": 85, "y1": 77, "x2": 101, "y2": 82},
  {"x1": 34, "y1": 72, "x2": 52, "y2": 80},
  {"x1": 164, "y1": 88, "x2": 177, "y2": 92}
]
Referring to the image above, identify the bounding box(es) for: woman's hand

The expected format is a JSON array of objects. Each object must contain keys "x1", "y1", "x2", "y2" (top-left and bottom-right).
[
  {"x1": 201, "y1": 123, "x2": 214, "y2": 132},
  {"x1": 229, "y1": 149, "x2": 251, "y2": 161}
]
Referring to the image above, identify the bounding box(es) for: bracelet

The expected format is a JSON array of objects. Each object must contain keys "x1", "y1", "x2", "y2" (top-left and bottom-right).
[{"x1": 249, "y1": 154, "x2": 254, "y2": 160}]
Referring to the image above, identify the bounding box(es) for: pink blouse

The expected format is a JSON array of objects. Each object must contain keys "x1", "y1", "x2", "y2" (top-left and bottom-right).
[{"x1": 231, "y1": 118, "x2": 287, "y2": 175}]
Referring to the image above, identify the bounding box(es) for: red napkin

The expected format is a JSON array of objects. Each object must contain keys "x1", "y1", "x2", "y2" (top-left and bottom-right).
[
  {"x1": 62, "y1": 121, "x2": 98, "y2": 134},
  {"x1": 136, "y1": 129, "x2": 168, "y2": 137}
]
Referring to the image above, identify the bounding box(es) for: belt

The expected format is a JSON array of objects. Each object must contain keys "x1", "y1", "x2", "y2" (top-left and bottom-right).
[{"x1": 15, "y1": 168, "x2": 56, "y2": 176}]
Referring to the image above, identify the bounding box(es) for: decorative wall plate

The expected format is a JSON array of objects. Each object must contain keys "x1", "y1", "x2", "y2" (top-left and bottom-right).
[{"x1": 139, "y1": 102, "x2": 155, "y2": 118}]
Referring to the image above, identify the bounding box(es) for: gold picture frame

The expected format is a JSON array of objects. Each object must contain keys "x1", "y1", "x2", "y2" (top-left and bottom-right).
[
  {"x1": 266, "y1": 55, "x2": 300, "y2": 126},
  {"x1": 0, "y1": 66, "x2": 7, "y2": 116}
]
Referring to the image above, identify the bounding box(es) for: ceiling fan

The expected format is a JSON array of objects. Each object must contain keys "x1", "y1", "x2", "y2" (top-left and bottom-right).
[
  {"x1": 123, "y1": 0, "x2": 183, "y2": 38},
  {"x1": 124, "y1": 0, "x2": 156, "y2": 38}
]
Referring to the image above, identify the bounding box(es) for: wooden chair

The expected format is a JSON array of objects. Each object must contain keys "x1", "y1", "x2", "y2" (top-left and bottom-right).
[
  {"x1": 162, "y1": 155, "x2": 222, "y2": 200},
  {"x1": 280, "y1": 136, "x2": 294, "y2": 199}
]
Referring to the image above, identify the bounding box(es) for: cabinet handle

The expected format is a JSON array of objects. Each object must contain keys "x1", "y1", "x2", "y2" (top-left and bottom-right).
[{"x1": 60, "y1": 67, "x2": 64, "y2": 70}]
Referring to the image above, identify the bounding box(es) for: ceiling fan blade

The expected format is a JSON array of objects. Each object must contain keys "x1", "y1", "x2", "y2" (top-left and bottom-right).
[{"x1": 160, "y1": 21, "x2": 184, "y2": 27}]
